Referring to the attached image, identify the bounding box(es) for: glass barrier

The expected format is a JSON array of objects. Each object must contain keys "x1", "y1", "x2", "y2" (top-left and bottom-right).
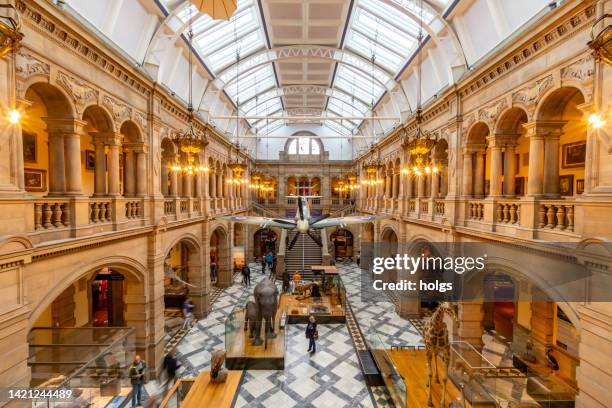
[
  {"x1": 286, "y1": 274, "x2": 347, "y2": 319},
  {"x1": 28, "y1": 327, "x2": 135, "y2": 407},
  {"x1": 159, "y1": 378, "x2": 196, "y2": 408},
  {"x1": 366, "y1": 327, "x2": 407, "y2": 407}
]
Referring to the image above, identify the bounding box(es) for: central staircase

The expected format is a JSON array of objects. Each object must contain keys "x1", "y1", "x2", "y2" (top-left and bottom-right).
[{"x1": 284, "y1": 230, "x2": 323, "y2": 280}]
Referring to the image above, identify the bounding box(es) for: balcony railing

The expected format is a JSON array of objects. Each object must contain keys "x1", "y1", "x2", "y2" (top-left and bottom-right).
[
  {"x1": 539, "y1": 201, "x2": 575, "y2": 232},
  {"x1": 496, "y1": 201, "x2": 520, "y2": 225},
  {"x1": 89, "y1": 200, "x2": 112, "y2": 224},
  {"x1": 34, "y1": 199, "x2": 71, "y2": 231}
]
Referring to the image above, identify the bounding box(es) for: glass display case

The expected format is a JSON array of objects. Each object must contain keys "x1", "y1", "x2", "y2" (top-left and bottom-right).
[
  {"x1": 367, "y1": 329, "x2": 407, "y2": 407},
  {"x1": 28, "y1": 327, "x2": 135, "y2": 407}
]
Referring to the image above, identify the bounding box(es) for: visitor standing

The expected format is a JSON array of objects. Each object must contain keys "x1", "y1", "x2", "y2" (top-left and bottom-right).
[
  {"x1": 306, "y1": 315, "x2": 318, "y2": 353},
  {"x1": 282, "y1": 272, "x2": 290, "y2": 293},
  {"x1": 210, "y1": 261, "x2": 217, "y2": 283},
  {"x1": 242, "y1": 264, "x2": 251, "y2": 286},
  {"x1": 129, "y1": 355, "x2": 147, "y2": 407}
]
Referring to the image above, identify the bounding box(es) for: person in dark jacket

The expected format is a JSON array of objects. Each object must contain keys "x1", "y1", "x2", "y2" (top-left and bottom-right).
[
  {"x1": 162, "y1": 349, "x2": 181, "y2": 393},
  {"x1": 305, "y1": 315, "x2": 318, "y2": 353},
  {"x1": 242, "y1": 264, "x2": 251, "y2": 286},
  {"x1": 129, "y1": 355, "x2": 147, "y2": 407}
]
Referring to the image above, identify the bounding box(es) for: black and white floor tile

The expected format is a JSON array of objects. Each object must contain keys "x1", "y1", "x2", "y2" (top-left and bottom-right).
[{"x1": 167, "y1": 262, "x2": 425, "y2": 407}]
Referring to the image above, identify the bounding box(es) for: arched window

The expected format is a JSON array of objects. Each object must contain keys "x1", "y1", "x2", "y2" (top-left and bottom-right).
[{"x1": 286, "y1": 137, "x2": 322, "y2": 155}]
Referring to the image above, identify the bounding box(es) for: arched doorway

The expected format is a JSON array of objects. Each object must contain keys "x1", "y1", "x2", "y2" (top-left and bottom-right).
[
  {"x1": 91, "y1": 268, "x2": 127, "y2": 326},
  {"x1": 210, "y1": 227, "x2": 230, "y2": 286},
  {"x1": 254, "y1": 228, "x2": 277, "y2": 259},
  {"x1": 380, "y1": 227, "x2": 398, "y2": 282},
  {"x1": 233, "y1": 224, "x2": 246, "y2": 272},
  {"x1": 360, "y1": 222, "x2": 375, "y2": 269},
  {"x1": 330, "y1": 228, "x2": 354, "y2": 260}
]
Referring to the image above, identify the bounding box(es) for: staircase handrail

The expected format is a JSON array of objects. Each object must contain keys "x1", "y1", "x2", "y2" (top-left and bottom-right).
[
  {"x1": 328, "y1": 203, "x2": 356, "y2": 218},
  {"x1": 250, "y1": 202, "x2": 278, "y2": 218}
]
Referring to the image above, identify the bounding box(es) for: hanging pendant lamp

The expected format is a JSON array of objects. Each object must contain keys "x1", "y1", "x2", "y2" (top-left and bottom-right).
[{"x1": 190, "y1": 0, "x2": 238, "y2": 21}]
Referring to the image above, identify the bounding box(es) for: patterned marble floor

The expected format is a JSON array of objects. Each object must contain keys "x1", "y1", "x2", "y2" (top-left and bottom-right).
[
  {"x1": 174, "y1": 263, "x2": 374, "y2": 407},
  {"x1": 337, "y1": 263, "x2": 423, "y2": 349}
]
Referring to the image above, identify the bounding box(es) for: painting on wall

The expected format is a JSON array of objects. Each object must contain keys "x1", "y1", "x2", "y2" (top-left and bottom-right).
[
  {"x1": 85, "y1": 150, "x2": 95, "y2": 170},
  {"x1": 23, "y1": 131, "x2": 37, "y2": 163},
  {"x1": 559, "y1": 174, "x2": 574, "y2": 196},
  {"x1": 24, "y1": 168, "x2": 47, "y2": 192},
  {"x1": 515, "y1": 177, "x2": 525, "y2": 196},
  {"x1": 562, "y1": 141, "x2": 586, "y2": 168},
  {"x1": 576, "y1": 179, "x2": 585, "y2": 195}
]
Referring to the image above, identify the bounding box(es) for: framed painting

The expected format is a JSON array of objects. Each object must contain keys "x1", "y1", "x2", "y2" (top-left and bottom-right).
[
  {"x1": 22, "y1": 131, "x2": 37, "y2": 163},
  {"x1": 559, "y1": 174, "x2": 574, "y2": 196},
  {"x1": 562, "y1": 142, "x2": 586, "y2": 168},
  {"x1": 576, "y1": 179, "x2": 585, "y2": 195},
  {"x1": 85, "y1": 150, "x2": 95, "y2": 170},
  {"x1": 24, "y1": 168, "x2": 47, "y2": 192}
]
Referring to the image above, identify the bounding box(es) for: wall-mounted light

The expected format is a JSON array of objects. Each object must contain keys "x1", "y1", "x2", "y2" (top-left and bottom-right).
[
  {"x1": 588, "y1": 14, "x2": 612, "y2": 66},
  {"x1": 7, "y1": 109, "x2": 20, "y2": 124},
  {"x1": 588, "y1": 113, "x2": 606, "y2": 129}
]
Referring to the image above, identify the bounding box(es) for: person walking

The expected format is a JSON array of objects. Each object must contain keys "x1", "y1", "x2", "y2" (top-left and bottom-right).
[
  {"x1": 306, "y1": 315, "x2": 318, "y2": 354},
  {"x1": 265, "y1": 251, "x2": 274, "y2": 273},
  {"x1": 242, "y1": 264, "x2": 251, "y2": 286},
  {"x1": 129, "y1": 355, "x2": 147, "y2": 407},
  {"x1": 162, "y1": 349, "x2": 181, "y2": 394},
  {"x1": 181, "y1": 298, "x2": 194, "y2": 330}
]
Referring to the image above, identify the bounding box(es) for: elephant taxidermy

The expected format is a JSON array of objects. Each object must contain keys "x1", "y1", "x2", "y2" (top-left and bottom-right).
[
  {"x1": 244, "y1": 300, "x2": 257, "y2": 339},
  {"x1": 252, "y1": 279, "x2": 279, "y2": 349}
]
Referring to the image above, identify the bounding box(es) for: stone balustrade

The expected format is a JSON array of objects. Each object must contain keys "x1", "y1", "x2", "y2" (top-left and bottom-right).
[
  {"x1": 34, "y1": 200, "x2": 71, "y2": 230},
  {"x1": 164, "y1": 199, "x2": 176, "y2": 215},
  {"x1": 496, "y1": 201, "x2": 520, "y2": 225},
  {"x1": 89, "y1": 200, "x2": 112, "y2": 223},
  {"x1": 469, "y1": 201, "x2": 484, "y2": 221},
  {"x1": 408, "y1": 199, "x2": 416, "y2": 213},
  {"x1": 180, "y1": 199, "x2": 189, "y2": 214},
  {"x1": 125, "y1": 200, "x2": 142, "y2": 219},
  {"x1": 539, "y1": 202, "x2": 575, "y2": 232},
  {"x1": 420, "y1": 199, "x2": 429, "y2": 214},
  {"x1": 434, "y1": 200, "x2": 445, "y2": 216},
  {"x1": 193, "y1": 199, "x2": 201, "y2": 213}
]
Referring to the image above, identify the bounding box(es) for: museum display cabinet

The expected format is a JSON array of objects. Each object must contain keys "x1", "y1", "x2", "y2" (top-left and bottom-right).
[
  {"x1": 284, "y1": 275, "x2": 347, "y2": 323},
  {"x1": 28, "y1": 327, "x2": 135, "y2": 406},
  {"x1": 367, "y1": 330, "x2": 408, "y2": 407}
]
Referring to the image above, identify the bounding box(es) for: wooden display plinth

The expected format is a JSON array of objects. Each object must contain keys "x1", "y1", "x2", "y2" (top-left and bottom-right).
[
  {"x1": 225, "y1": 308, "x2": 286, "y2": 370},
  {"x1": 178, "y1": 371, "x2": 241, "y2": 408}
]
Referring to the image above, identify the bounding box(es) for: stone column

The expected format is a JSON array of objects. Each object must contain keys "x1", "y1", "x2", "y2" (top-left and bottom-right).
[
  {"x1": 216, "y1": 171, "x2": 223, "y2": 198},
  {"x1": 195, "y1": 173, "x2": 203, "y2": 198},
  {"x1": 93, "y1": 140, "x2": 107, "y2": 196},
  {"x1": 135, "y1": 150, "x2": 147, "y2": 196},
  {"x1": 170, "y1": 170, "x2": 178, "y2": 197},
  {"x1": 431, "y1": 171, "x2": 440, "y2": 198},
  {"x1": 440, "y1": 163, "x2": 448, "y2": 197},
  {"x1": 124, "y1": 149, "x2": 135, "y2": 197},
  {"x1": 47, "y1": 133, "x2": 66, "y2": 195},
  {"x1": 474, "y1": 151, "x2": 485, "y2": 198},
  {"x1": 488, "y1": 137, "x2": 503, "y2": 197},
  {"x1": 210, "y1": 170, "x2": 217, "y2": 198},
  {"x1": 393, "y1": 173, "x2": 400, "y2": 198},
  {"x1": 182, "y1": 173, "x2": 192, "y2": 197},
  {"x1": 160, "y1": 162, "x2": 169, "y2": 196},
  {"x1": 543, "y1": 135, "x2": 561, "y2": 197},
  {"x1": 462, "y1": 150, "x2": 473, "y2": 197},
  {"x1": 107, "y1": 141, "x2": 121, "y2": 196},
  {"x1": 65, "y1": 132, "x2": 84, "y2": 195},
  {"x1": 524, "y1": 122, "x2": 545, "y2": 196},
  {"x1": 417, "y1": 175, "x2": 426, "y2": 198},
  {"x1": 504, "y1": 144, "x2": 516, "y2": 197},
  {"x1": 406, "y1": 175, "x2": 413, "y2": 198}
]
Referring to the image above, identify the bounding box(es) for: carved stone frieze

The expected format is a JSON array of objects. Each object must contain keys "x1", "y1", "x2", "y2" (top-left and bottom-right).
[
  {"x1": 134, "y1": 111, "x2": 149, "y2": 133},
  {"x1": 102, "y1": 95, "x2": 132, "y2": 128},
  {"x1": 461, "y1": 114, "x2": 476, "y2": 135},
  {"x1": 478, "y1": 98, "x2": 507, "y2": 125},
  {"x1": 561, "y1": 56, "x2": 594, "y2": 82},
  {"x1": 56, "y1": 71, "x2": 98, "y2": 114},
  {"x1": 512, "y1": 75, "x2": 553, "y2": 107},
  {"x1": 15, "y1": 52, "x2": 50, "y2": 78}
]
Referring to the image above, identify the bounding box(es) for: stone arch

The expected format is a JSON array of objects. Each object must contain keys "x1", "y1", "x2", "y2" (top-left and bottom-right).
[
  {"x1": 210, "y1": 225, "x2": 231, "y2": 286},
  {"x1": 535, "y1": 86, "x2": 586, "y2": 121},
  {"x1": 253, "y1": 228, "x2": 278, "y2": 259},
  {"x1": 466, "y1": 121, "x2": 490, "y2": 145},
  {"x1": 164, "y1": 234, "x2": 205, "y2": 316},
  {"x1": 24, "y1": 81, "x2": 76, "y2": 119},
  {"x1": 495, "y1": 107, "x2": 529, "y2": 134},
  {"x1": 120, "y1": 120, "x2": 143, "y2": 143},
  {"x1": 82, "y1": 104, "x2": 115, "y2": 132},
  {"x1": 29, "y1": 256, "x2": 146, "y2": 329}
]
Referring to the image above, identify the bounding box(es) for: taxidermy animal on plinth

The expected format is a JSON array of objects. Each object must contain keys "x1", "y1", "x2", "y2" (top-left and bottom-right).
[
  {"x1": 244, "y1": 300, "x2": 257, "y2": 339},
  {"x1": 252, "y1": 278, "x2": 279, "y2": 348},
  {"x1": 423, "y1": 302, "x2": 456, "y2": 408},
  {"x1": 210, "y1": 350, "x2": 228, "y2": 383}
]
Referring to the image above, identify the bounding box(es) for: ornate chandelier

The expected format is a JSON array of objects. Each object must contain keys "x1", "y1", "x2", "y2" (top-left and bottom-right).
[
  {"x1": 249, "y1": 171, "x2": 264, "y2": 190},
  {"x1": 0, "y1": 4, "x2": 23, "y2": 59},
  {"x1": 400, "y1": 1, "x2": 438, "y2": 178},
  {"x1": 170, "y1": 15, "x2": 209, "y2": 175},
  {"x1": 588, "y1": 14, "x2": 612, "y2": 66},
  {"x1": 227, "y1": 143, "x2": 248, "y2": 185},
  {"x1": 362, "y1": 162, "x2": 383, "y2": 186}
]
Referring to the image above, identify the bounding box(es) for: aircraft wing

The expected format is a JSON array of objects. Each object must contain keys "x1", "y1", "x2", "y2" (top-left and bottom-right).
[
  {"x1": 311, "y1": 214, "x2": 388, "y2": 229},
  {"x1": 216, "y1": 215, "x2": 296, "y2": 229}
]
